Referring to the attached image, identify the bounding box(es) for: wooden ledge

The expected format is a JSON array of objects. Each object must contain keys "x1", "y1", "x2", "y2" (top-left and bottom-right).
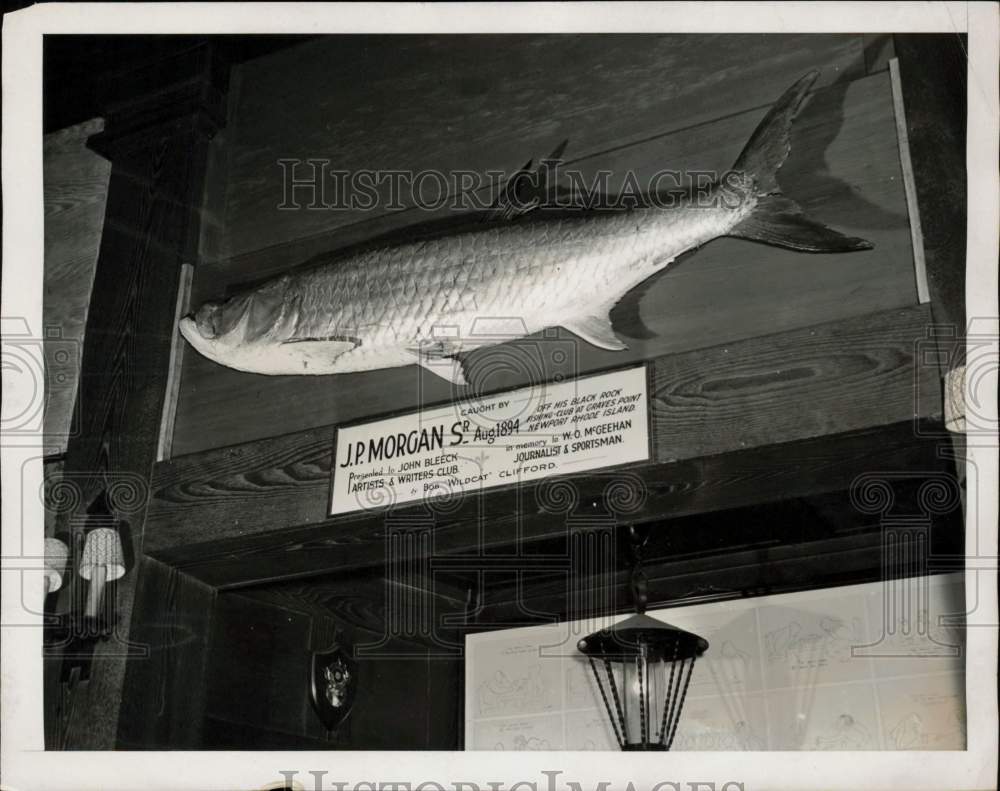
[{"x1": 143, "y1": 303, "x2": 944, "y2": 587}]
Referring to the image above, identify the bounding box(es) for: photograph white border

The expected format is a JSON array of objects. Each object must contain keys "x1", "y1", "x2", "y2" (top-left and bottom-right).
[{"x1": 3, "y1": 3, "x2": 997, "y2": 790}]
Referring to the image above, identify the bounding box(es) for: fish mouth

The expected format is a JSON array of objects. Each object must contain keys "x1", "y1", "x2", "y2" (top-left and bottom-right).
[
  {"x1": 184, "y1": 301, "x2": 223, "y2": 340},
  {"x1": 178, "y1": 315, "x2": 203, "y2": 344}
]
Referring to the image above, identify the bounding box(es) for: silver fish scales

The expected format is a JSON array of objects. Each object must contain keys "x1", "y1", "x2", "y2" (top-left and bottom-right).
[{"x1": 180, "y1": 71, "x2": 872, "y2": 385}]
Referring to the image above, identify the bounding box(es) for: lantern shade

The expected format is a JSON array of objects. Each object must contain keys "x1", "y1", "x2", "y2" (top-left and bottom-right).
[{"x1": 577, "y1": 613, "x2": 709, "y2": 750}]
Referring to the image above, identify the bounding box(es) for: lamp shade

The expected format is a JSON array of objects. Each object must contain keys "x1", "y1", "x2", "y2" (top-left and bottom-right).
[
  {"x1": 78, "y1": 528, "x2": 125, "y2": 581},
  {"x1": 944, "y1": 365, "x2": 965, "y2": 433},
  {"x1": 43, "y1": 537, "x2": 69, "y2": 593},
  {"x1": 578, "y1": 613, "x2": 709, "y2": 750}
]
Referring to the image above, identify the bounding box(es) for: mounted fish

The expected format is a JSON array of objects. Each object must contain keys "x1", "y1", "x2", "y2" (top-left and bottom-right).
[{"x1": 180, "y1": 71, "x2": 872, "y2": 386}]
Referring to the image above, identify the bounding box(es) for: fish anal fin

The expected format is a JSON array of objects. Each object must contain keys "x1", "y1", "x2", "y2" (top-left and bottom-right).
[{"x1": 564, "y1": 315, "x2": 628, "y2": 352}]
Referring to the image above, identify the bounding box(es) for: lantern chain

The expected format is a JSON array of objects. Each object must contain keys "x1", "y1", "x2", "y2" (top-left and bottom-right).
[{"x1": 628, "y1": 524, "x2": 650, "y2": 614}]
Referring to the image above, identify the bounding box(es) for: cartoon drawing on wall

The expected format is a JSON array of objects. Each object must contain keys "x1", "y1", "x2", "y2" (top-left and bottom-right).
[
  {"x1": 564, "y1": 658, "x2": 600, "y2": 709},
  {"x1": 764, "y1": 615, "x2": 865, "y2": 671},
  {"x1": 477, "y1": 666, "x2": 547, "y2": 716},
  {"x1": 812, "y1": 713, "x2": 875, "y2": 750},
  {"x1": 673, "y1": 717, "x2": 767, "y2": 751},
  {"x1": 880, "y1": 676, "x2": 967, "y2": 750},
  {"x1": 493, "y1": 734, "x2": 552, "y2": 751},
  {"x1": 703, "y1": 640, "x2": 762, "y2": 746},
  {"x1": 706, "y1": 639, "x2": 753, "y2": 689},
  {"x1": 886, "y1": 705, "x2": 966, "y2": 750}
]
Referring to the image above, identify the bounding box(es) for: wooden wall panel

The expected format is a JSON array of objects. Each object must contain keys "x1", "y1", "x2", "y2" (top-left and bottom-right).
[
  {"x1": 214, "y1": 34, "x2": 868, "y2": 262},
  {"x1": 44, "y1": 43, "x2": 226, "y2": 750},
  {"x1": 172, "y1": 64, "x2": 917, "y2": 457},
  {"x1": 203, "y1": 587, "x2": 462, "y2": 749},
  {"x1": 43, "y1": 118, "x2": 111, "y2": 455},
  {"x1": 150, "y1": 422, "x2": 948, "y2": 590},
  {"x1": 144, "y1": 303, "x2": 943, "y2": 588},
  {"x1": 116, "y1": 558, "x2": 216, "y2": 749}
]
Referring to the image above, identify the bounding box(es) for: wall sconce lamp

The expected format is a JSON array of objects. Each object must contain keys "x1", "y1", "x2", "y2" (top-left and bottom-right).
[
  {"x1": 78, "y1": 527, "x2": 126, "y2": 622},
  {"x1": 577, "y1": 525, "x2": 709, "y2": 751},
  {"x1": 45, "y1": 524, "x2": 127, "y2": 647},
  {"x1": 44, "y1": 537, "x2": 70, "y2": 597}
]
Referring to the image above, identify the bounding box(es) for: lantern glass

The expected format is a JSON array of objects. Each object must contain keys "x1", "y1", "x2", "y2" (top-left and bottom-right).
[{"x1": 578, "y1": 613, "x2": 708, "y2": 750}]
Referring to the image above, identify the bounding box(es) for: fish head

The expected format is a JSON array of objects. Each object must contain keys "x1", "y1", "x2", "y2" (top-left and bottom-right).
[
  {"x1": 179, "y1": 278, "x2": 303, "y2": 373},
  {"x1": 179, "y1": 291, "x2": 260, "y2": 365}
]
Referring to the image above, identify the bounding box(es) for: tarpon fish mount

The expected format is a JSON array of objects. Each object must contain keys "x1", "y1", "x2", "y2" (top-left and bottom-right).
[{"x1": 180, "y1": 71, "x2": 873, "y2": 386}]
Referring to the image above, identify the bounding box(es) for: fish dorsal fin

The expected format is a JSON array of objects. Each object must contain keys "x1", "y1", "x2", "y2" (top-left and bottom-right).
[
  {"x1": 564, "y1": 315, "x2": 628, "y2": 352},
  {"x1": 486, "y1": 139, "x2": 569, "y2": 222}
]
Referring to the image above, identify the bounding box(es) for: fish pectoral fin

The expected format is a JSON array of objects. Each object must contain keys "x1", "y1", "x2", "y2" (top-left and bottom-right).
[
  {"x1": 405, "y1": 339, "x2": 462, "y2": 359},
  {"x1": 278, "y1": 337, "x2": 361, "y2": 371},
  {"x1": 564, "y1": 315, "x2": 628, "y2": 352},
  {"x1": 282, "y1": 335, "x2": 361, "y2": 350}
]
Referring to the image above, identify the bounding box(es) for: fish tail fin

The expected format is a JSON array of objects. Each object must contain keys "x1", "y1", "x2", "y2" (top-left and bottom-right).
[{"x1": 726, "y1": 70, "x2": 874, "y2": 253}]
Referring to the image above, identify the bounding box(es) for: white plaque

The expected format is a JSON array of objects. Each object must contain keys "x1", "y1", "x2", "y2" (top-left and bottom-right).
[{"x1": 329, "y1": 366, "x2": 650, "y2": 515}]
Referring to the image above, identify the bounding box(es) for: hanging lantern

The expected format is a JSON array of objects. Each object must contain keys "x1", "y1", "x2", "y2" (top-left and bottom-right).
[
  {"x1": 577, "y1": 524, "x2": 709, "y2": 750},
  {"x1": 577, "y1": 614, "x2": 708, "y2": 750}
]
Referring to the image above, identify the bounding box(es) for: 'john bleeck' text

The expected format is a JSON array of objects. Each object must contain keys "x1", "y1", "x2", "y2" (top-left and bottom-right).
[{"x1": 339, "y1": 421, "x2": 464, "y2": 468}]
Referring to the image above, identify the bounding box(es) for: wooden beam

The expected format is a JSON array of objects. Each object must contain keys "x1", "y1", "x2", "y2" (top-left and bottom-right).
[
  {"x1": 46, "y1": 42, "x2": 226, "y2": 750},
  {"x1": 115, "y1": 558, "x2": 216, "y2": 749},
  {"x1": 146, "y1": 416, "x2": 946, "y2": 589},
  {"x1": 648, "y1": 303, "x2": 938, "y2": 462},
  {"x1": 144, "y1": 302, "x2": 941, "y2": 579}
]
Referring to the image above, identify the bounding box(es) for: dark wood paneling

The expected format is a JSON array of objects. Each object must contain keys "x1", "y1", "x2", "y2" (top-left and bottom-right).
[
  {"x1": 893, "y1": 35, "x2": 967, "y2": 341},
  {"x1": 205, "y1": 592, "x2": 329, "y2": 742},
  {"x1": 146, "y1": 303, "x2": 941, "y2": 574},
  {"x1": 148, "y1": 419, "x2": 946, "y2": 589},
  {"x1": 117, "y1": 557, "x2": 216, "y2": 749},
  {"x1": 203, "y1": 588, "x2": 461, "y2": 749},
  {"x1": 649, "y1": 305, "x2": 935, "y2": 462},
  {"x1": 43, "y1": 118, "x2": 111, "y2": 455},
  {"x1": 238, "y1": 574, "x2": 468, "y2": 651},
  {"x1": 172, "y1": 67, "x2": 917, "y2": 457},
  {"x1": 45, "y1": 44, "x2": 226, "y2": 750},
  {"x1": 217, "y1": 34, "x2": 867, "y2": 261},
  {"x1": 470, "y1": 479, "x2": 964, "y2": 626}
]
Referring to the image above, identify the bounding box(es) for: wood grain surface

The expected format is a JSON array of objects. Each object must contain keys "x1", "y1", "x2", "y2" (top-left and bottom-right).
[
  {"x1": 44, "y1": 44, "x2": 226, "y2": 750},
  {"x1": 172, "y1": 61, "x2": 917, "y2": 456},
  {"x1": 116, "y1": 558, "x2": 216, "y2": 749},
  {"x1": 214, "y1": 34, "x2": 869, "y2": 261},
  {"x1": 43, "y1": 118, "x2": 111, "y2": 455},
  {"x1": 202, "y1": 586, "x2": 461, "y2": 748},
  {"x1": 148, "y1": 420, "x2": 948, "y2": 590},
  {"x1": 146, "y1": 306, "x2": 941, "y2": 584}
]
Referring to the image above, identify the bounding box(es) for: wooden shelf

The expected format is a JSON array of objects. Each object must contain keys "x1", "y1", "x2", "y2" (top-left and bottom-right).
[{"x1": 144, "y1": 303, "x2": 944, "y2": 588}]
